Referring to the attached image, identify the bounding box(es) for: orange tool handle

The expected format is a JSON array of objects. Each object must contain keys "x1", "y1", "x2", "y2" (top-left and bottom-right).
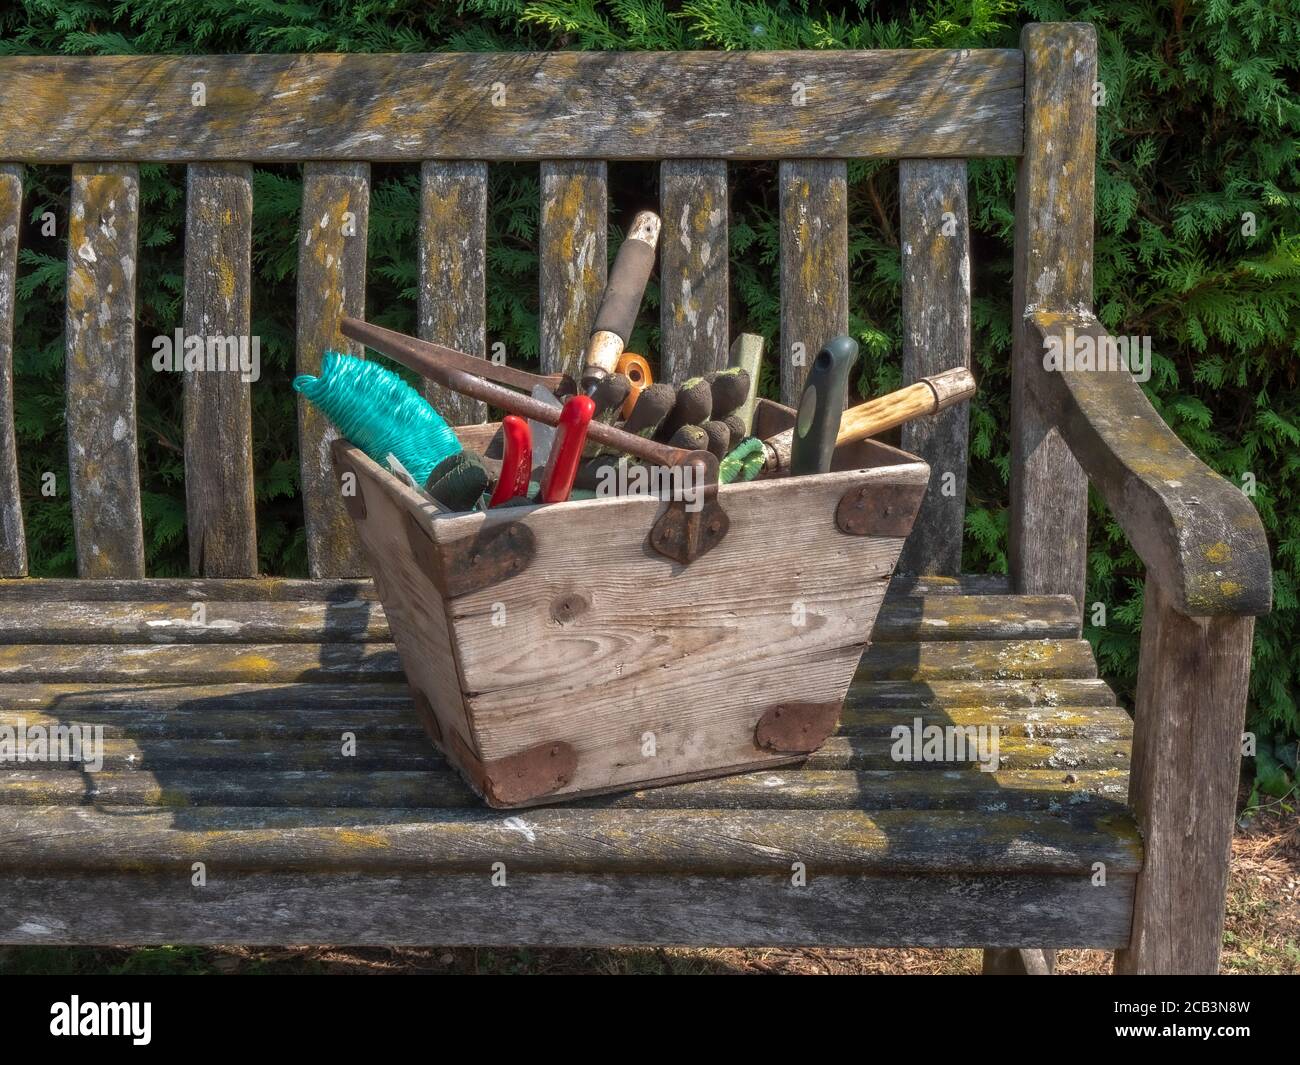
[{"x1": 616, "y1": 352, "x2": 653, "y2": 420}]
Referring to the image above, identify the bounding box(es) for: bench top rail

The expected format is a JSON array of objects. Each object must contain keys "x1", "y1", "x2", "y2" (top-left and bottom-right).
[{"x1": 0, "y1": 50, "x2": 1024, "y2": 163}]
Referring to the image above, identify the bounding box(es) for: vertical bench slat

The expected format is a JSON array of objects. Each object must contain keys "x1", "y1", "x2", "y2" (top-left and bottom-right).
[
  {"x1": 419, "y1": 161, "x2": 488, "y2": 423},
  {"x1": 539, "y1": 161, "x2": 607, "y2": 379},
  {"x1": 296, "y1": 161, "x2": 370, "y2": 578},
  {"x1": 659, "y1": 160, "x2": 729, "y2": 380},
  {"x1": 0, "y1": 164, "x2": 24, "y2": 576},
  {"x1": 778, "y1": 160, "x2": 849, "y2": 407},
  {"x1": 1009, "y1": 23, "x2": 1095, "y2": 609},
  {"x1": 65, "y1": 164, "x2": 145, "y2": 578},
  {"x1": 897, "y1": 159, "x2": 972, "y2": 576},
  {"x1": 183, "y1": 163, "x2": 257, "y2": 577}
]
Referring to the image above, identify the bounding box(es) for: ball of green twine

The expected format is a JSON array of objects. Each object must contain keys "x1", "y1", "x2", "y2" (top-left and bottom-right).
[{"x1": 294, "y1": 351, "x2": 460, "y2": 487}]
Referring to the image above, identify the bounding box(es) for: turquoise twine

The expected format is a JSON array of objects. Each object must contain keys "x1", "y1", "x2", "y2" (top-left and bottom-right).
[
  {"x1": 294, "y1": 351, "x2": 460, "y2": 487},
  {"x1": 720, "y1": 437, "x2": 766, "y2": 484}
]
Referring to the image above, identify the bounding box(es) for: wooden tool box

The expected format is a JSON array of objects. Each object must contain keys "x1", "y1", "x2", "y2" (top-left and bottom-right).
[{"x1": 334, "y1": 402, "x2": 929, "y2": 807}]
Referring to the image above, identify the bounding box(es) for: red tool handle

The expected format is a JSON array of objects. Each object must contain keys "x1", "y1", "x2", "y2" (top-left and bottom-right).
[
  {"x1": 539, "y1": 395, "x2": 595, "y2": 503},
  {"x1": 488, "y1": 415, "x2": 533, "y2": 507}
]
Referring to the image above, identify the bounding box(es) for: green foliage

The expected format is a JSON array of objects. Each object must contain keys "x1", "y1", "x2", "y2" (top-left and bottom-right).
[{"x1": 1, "y1": 0, "x2": 1295, "y2": 780}]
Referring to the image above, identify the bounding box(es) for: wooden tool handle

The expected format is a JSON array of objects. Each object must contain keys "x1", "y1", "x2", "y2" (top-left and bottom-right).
[
  {"x1": 760, "y1": 366, "x2": 975, "y2": 474},
  {"x1": 340, "y1": 317, "x2": 710, "y2": 477},
  {"x1": 835, "y1": 366, "x2": 975, "y2": 445}
]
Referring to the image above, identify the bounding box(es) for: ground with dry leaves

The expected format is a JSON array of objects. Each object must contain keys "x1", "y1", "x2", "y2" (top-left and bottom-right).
[{"x1": 3, "y1": 808, "x2": 1294, "y2": 975}]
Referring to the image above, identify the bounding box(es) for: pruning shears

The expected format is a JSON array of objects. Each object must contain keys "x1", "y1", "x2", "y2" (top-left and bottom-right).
[
  {"x1": 488, "y1": 415, "x2": 533, "y2": 507},
  {"x1": 539, "y1": 395, "x2": 595, "y2": 503}
]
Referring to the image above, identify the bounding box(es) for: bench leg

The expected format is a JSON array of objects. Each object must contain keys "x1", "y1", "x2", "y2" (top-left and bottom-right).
[
  {"x1": 1114, "y1": 582, "x2": 1255, "y2": 974},
  {"x1": 982, "y1": 948, "x2": 1055, "y2": 974}
]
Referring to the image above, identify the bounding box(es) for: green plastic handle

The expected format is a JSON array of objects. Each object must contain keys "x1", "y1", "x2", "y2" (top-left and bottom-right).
[{"x1": 790, "y1": 335, "x2": 859, "y2": 476}]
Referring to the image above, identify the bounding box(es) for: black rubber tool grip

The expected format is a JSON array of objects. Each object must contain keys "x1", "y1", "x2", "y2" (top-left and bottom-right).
[
  {"x1": 789, "y1": 335, "x2": 859, "y2": 476},
  {"x1": 593, "y1": 237, "x2": 657, "y2": 342}
]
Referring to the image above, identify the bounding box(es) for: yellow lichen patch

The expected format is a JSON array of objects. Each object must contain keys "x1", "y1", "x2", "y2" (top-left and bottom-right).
[
  {"x1": 335, "y1": 829, "x2": 393, "y2": 851},
  {"x1": 1204, "y1": 542, "x2": 1231, "y2": 564},
  {"x1": 225, "y1": 652, "x2": 279, "y2": 677},
  {"x1": 217, "y1": 257, "x2": 237, "y2": 304},
  {"x1": 1219, "y1": 580, "x2": 1242, "y2": 598}
]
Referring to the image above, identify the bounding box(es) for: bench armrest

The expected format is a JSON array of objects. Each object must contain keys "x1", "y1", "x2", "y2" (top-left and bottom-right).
[{"x1": 1028, "y1": 311, "x2": 1271, "y2": 618}]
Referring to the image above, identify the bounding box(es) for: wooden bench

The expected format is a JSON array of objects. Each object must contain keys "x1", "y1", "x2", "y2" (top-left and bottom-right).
[{"x1": 0, "y1": 23, "x2": 1271, "y2": 973}]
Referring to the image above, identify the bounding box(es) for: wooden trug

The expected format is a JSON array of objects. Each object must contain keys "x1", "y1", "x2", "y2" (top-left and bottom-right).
[{"x1": 334, "y1": 401, "x2": 929, "y2": 806}]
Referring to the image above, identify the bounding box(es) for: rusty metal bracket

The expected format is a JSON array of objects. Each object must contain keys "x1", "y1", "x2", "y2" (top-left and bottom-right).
[
  {"x1": 449, "y1": 731, "x2": 578, "y2": 808},
  {"x1": 755, "y1": 701, "x2": 842, "y2": 754},
  {"x1": 405, "y1": 512, "x2": 535, "y2": 598},
  {"x1": 836, "y1": 480, "x2": 927, "y2": 537},
  {"x1": 648, "y1": 452, "x2": 728, "y2": 565}
]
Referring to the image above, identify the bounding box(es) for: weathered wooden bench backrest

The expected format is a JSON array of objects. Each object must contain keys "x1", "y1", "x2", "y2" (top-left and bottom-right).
[{"x1": 0, "y1": 27, "x2": 1091, "y2": 584}]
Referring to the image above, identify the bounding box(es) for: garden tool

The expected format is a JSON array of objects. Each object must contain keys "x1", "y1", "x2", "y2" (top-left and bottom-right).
[
  {"x1": 539, "y1": 394, "x2": 595, "y2": 503},
  {"x1": 620, "y1": 383, "x2": 675, "y2": 441},
  {"x1": 658, "y1": 375, "x2": 712, "y2": 442},
  {"x1": 727, "y1": 333, "x2": 765, "y2": 435},
  {"x1": 580, "y1": 211, "x2": 661, "y2": 396},
  {"x1": 701, "y1": 420, "x2": 731, "y2": 459},
  {"x1": 789, "y1": 335, "x2": 859, "y2": 476},
  {"x1": 426, "y1": 448, "x2": 491, "y2": 510},
  {"x1": 341, "y1": 319, "x2": 720, "y2": 505},
  {"x1": 706, "y1": 367, "x2": 751, "y2": 420},
  {"x1": 616, "y1": 352, "x2": 652, "y2": 418},
  {"x1": 488, "y1": 416, "x2": 533, "y2": 507},
  {"x1": 756, "y1": 366, "x2": 977, "y2": 477}
]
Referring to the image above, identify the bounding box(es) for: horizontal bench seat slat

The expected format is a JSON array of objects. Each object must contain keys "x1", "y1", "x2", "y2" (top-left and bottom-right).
[
  {"x1": 0, "y1": 730, "x2": 1132, "y2": 774},
  {"x1": 0, "y1": 680, "x2": 1128, "y2": 732},
  {"x1": 0, "y1": 51, "x2": 1026, "y2": 162},
  {"x1": 1, "y1": 869, "x2": 1136, "y2": 948},
  {"x1": 0, "y1": 803, "x2": 1139, "y2": 874},
  {"x1": 0, "y1": 637, "x2": 1100, "y2": 684},
  {"x1": 0, "y1": 575, "x2": 1017, "y2": 602},
  {"x1": 0, "y1": 592, "x2": 1082, "y2": 644},
  {"x1": 0, "y1": 767, "x2": 1131, "y2": 813}
]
